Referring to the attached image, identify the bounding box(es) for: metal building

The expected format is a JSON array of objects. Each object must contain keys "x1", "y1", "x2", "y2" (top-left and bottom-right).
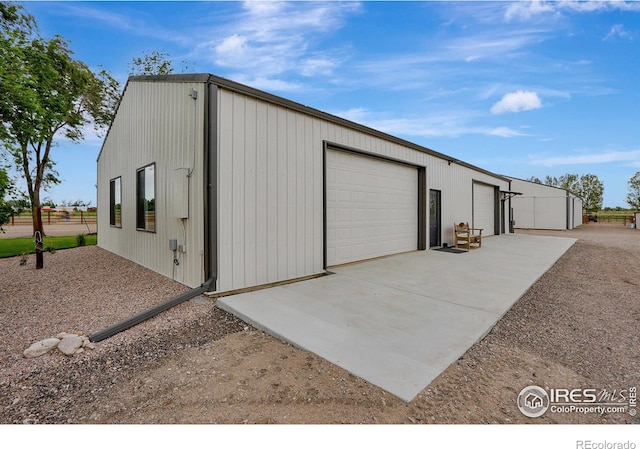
[
  {"x1": 509, "y1": 177, "x2": 583, "y2": 230},
  {"x1": 97, "y1": 74, "x2": 512, "y2": 292}
]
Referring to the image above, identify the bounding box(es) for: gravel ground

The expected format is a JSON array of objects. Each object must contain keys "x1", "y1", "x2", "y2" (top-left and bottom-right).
[{"x1": 0, "y1": 222, "x2": 638, "y2": 424}]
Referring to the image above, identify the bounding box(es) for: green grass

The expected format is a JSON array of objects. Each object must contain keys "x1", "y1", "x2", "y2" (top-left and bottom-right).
[{"x1": 0, "y1": 234, "x2": 97, "y2": 258}]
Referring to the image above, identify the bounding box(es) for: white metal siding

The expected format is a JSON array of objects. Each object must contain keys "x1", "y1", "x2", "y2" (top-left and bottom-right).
[
  {"x1": 572, "y1": 196, "x2": 583, "y2": 229},
  {"x1": 216, "y1": 89, "x2": 509, "y2": 292},
  {"x1": 473, "y1": 182, "x2": 496, "y2": 236},
  {"x1": 510, "y1": 178, "x2": 580, "y2": 230},
  {"x1": 99, "y1": 79, "x2": 511, "y2": 292},
  {"x1": 97, "y1": 81, "x2": 206, "y2": 288},
  {"x1": 326, "y1": 150, "x2": 418, "y2": 266}
]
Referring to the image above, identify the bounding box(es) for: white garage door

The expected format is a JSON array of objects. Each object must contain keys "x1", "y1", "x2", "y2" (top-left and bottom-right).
[
  {"x1": 326, "y1": 150, "x2": 418, "y2": 266},
  {"x1": 473, "y1": 182, "x2": 496, "y2": 236}
]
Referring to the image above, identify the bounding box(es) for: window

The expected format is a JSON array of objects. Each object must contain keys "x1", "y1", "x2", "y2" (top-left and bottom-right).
[
  {"x1": 109, "y1": 177, "x2": 122, "y2": 227},
  {"x1": 136, "y1": 163, "x2": 155, "y2": 232}
]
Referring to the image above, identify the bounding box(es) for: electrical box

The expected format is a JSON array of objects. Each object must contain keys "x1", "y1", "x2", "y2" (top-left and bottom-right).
[
  {"x1": 172, "y1": 168, "x2": 189, "y2": 219},
  {"x1": 169, "y1": 239, "x2": 178, "y2": 251}
]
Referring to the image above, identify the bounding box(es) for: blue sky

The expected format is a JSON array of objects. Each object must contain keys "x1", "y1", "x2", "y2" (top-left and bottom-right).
[{"x1": 16, "y1": 0, "x2": 640, "y2": 208}]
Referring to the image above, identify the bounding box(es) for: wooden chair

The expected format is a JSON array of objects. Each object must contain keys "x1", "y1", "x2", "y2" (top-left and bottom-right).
[{"x1": 454, "y1": 222, "x2": 483, "y2": 250}]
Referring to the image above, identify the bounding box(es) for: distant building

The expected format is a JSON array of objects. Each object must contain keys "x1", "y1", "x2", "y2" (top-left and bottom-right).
[{"x1": 508, "y1": 177, "x2": 583, "y2": 231}]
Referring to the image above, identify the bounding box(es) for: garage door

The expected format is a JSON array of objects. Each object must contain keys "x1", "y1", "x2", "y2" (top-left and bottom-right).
[
  {"x1": 326, "y1": 150, "x2": 418, "y2": 266},
  {"x1": 473, "y1": 182, "x2": 496, "y2": 236}
]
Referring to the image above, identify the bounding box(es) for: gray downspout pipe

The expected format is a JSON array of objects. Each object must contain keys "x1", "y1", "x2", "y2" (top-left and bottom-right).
[
  {"x1": 89, "y1": 283, "x2": 211, "y2": 342},
  {"x1": 90, "y1": 80, "x2": 217, "y2": 343}
]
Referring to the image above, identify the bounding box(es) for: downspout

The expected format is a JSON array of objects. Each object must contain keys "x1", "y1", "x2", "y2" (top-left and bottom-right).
[
  {"x1": 508, "y1": 179, "x2": 513, "y2": 233},
  {"x1": 90, "y1": 80, "x2": 217, "y2": 343},
  {"x1": 566, "y1": 190, "x2": 570, "y2": 230}
]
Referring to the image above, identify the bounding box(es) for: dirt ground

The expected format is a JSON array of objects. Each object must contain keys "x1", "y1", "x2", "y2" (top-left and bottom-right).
[
  {"x1": 1, "y1": 223, "x2": 638, "y2": 424},
  {"x1": 0, "y1": 223, "x2": 94, "y2": 239}
]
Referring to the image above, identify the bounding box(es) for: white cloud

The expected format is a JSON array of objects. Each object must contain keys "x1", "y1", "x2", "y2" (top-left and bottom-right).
[
  {"x1": 505, "y1": 0, "x2": 640, "y2": 22},
  {"x1": 491, "y1": 90, "x2": 542, "y2": 114},
  {"x1": 487, "y1": 127, "x2": 528, "y2": 138},
  {"x1": 505, "y1": 1, "x2": 556, "y2": 22},
  {"x1": 300, "y1": 57, "x2": 338, "y2": 77},
  {"x1": 604, "y1": 24, "x2": 635, "y2": 41},
  {"x1": 194, "y1": 1, "x2": 360, "y2": 84},
  {"x1": 332, "y1": 108, "x2": 525, "y2": 139},
  {"x1": 57, "y1": 3, "x2": 190, "y2": 45},
  {"x1": 530, "y1": 149, "x2": 640, "y2": 167},
  {"x1": 214, "y1": 35, "x2": 249, "y2": 66}
]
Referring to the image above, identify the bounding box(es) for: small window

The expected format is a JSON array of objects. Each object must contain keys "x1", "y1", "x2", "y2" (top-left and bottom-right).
[
  {"x1": 136, "y1": 163, "x2": 155, "y2": 232},
  {"x1": 109, "y1": 177, "x2": 122, "y2": 227}
]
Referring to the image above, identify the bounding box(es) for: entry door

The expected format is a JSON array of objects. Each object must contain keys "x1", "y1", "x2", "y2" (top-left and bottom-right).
[{"x1": 429, "y1": 190, "x2": 441, "y2": 247}]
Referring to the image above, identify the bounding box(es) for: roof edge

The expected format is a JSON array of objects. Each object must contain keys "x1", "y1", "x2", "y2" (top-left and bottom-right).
[
  {"x1": 114, "y1": 73, "x2": 511, "y2": 183},
  {"x1": 507, "y1": 175, "x2": 582, "y2": 199}
]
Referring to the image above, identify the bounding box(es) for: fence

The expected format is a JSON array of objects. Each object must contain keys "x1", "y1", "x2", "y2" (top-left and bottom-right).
[
  {"x1": 583, "y1": 214, "x2": 634, "y2": 225},
  {"x1": 7, "y1": 210, "x2": 97, "y2": 226}
]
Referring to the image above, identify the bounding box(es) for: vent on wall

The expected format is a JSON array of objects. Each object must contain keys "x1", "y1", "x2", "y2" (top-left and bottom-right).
[{"x1": 173, "y1": 167, "x2": 189, "y2": 219}]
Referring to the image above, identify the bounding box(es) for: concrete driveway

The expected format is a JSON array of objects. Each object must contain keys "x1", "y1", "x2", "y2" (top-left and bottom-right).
[{"x1": 217, "y1": 233, "x2": 575, "y2": 402}]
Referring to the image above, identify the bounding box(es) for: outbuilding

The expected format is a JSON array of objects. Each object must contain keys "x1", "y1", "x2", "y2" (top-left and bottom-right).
[
  {"x1": 97, "y1": 74, "x2": 512, "y2": 293},
  {"x1": 508, "y1": 177, "x2": 583, "y2": 231}
]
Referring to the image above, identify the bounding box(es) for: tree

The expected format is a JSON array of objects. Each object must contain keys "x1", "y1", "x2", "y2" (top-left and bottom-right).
[
  {"x1": 545, "y1": 173, "x2": 579, "y2": 193},
  {"x1": 129, "y1": 50, "x2": 174, "y2": 76},
  {"x1": 0, "y1": 167, "x2": 13, "y2": 231},
  {"x1": 578, "y1": 174, "x2": 604, "y2": 213},
  {"x1": 527, "y1": 176, "x2": 542, "y2": 184},
  {"x1": 0, "y1": 2, "x2": 119, "y2": 267},
  {"x1": 542, "y1": 172, "x2": 603, "y2": 212},
  {"x1": 627, "y1": 172, "x2": 640, "y2": 210},
  {"x1": 129, "y1": 50, "x2": 192, "y2": 76},
  {"x1": 1, "y1": 2, "x2": 34, "y2": 32}
]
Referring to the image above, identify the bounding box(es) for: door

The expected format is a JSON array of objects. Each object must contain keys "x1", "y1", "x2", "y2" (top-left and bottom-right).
[
  {"x1": 325, "y1": 149, "x2": 419, "y2": 266},
  {"x1": 473, "y1": 182, "x2": 497, "y2": 236},
  {"x1": 429, "y1": 189, "x2": 441, "y2": 247}
]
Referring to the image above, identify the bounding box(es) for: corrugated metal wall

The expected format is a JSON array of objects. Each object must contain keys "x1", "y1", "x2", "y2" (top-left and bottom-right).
[
  {"x1": 97, "y1": 81, "x2": 206, "y2": 288},
  {"x1": 216, "y1": 88, "x2": 509, "y2": 292},
  {"x1": 99, "y1": 79, "x2": 511, "y2": 293},
  {"x1": 572, "y1": 195, "x2": 583, "y2": 229},
  {"x1": 510, "y1": 178, "x2": 581, "y2": 230}
]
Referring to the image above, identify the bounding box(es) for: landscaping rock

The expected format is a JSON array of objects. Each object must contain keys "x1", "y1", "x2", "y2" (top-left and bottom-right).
[
  {"x1": 58, "y1": 334, "x2": 84, "y2": 356},
  {"x1": 23, "y1": 338, "x2": 60, "y2": 358}
]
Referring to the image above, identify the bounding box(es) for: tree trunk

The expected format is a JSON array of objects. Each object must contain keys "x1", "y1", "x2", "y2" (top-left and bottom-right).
[{"x1": 34, "y1": 206, "x2": 44, "y2": 269}]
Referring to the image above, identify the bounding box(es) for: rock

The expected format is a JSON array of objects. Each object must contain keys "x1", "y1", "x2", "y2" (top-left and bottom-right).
[
  {"x1": 58, "y1": 335, "x2": 84, "y2": 356},
  {"x1": 23, "y1": 338, "x2": 60, "y2": 358},
  {"x1": 83, "y1": 341, "x2": 96, "y2": 350}
]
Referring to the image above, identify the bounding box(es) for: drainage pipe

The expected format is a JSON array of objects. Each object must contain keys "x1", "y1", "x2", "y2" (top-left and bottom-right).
[{"x1": 89, "y1": 281, "x2": 212, "y2": 342}]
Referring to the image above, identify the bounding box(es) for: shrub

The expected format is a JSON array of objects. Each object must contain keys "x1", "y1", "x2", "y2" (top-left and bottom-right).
[
  {"x1": 76, "y1": 234, "x2": 86, "y2": 246},
  {"x1": 19, "y1": 251, "x2": 28, "y2": 266}
]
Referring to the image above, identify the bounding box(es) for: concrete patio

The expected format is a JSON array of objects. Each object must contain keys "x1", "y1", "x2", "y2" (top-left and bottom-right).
[{"x1": 217, "y1": 233, "x2": 576, "y2": 402}]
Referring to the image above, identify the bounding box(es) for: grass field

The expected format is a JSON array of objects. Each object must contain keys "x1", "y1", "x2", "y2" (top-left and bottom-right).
[{"x1": 0, "y1": 234, "x2": 97, "y2": 259}]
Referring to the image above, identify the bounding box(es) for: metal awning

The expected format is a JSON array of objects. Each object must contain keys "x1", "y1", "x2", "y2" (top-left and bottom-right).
[{"x1": 500, "y1": 190, "x2": 522, "y2": 200}]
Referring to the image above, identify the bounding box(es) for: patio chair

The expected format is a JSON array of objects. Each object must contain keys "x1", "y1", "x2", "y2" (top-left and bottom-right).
[{"x1": 454, "y1": 222, "x2": 483, "y2": 250}]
